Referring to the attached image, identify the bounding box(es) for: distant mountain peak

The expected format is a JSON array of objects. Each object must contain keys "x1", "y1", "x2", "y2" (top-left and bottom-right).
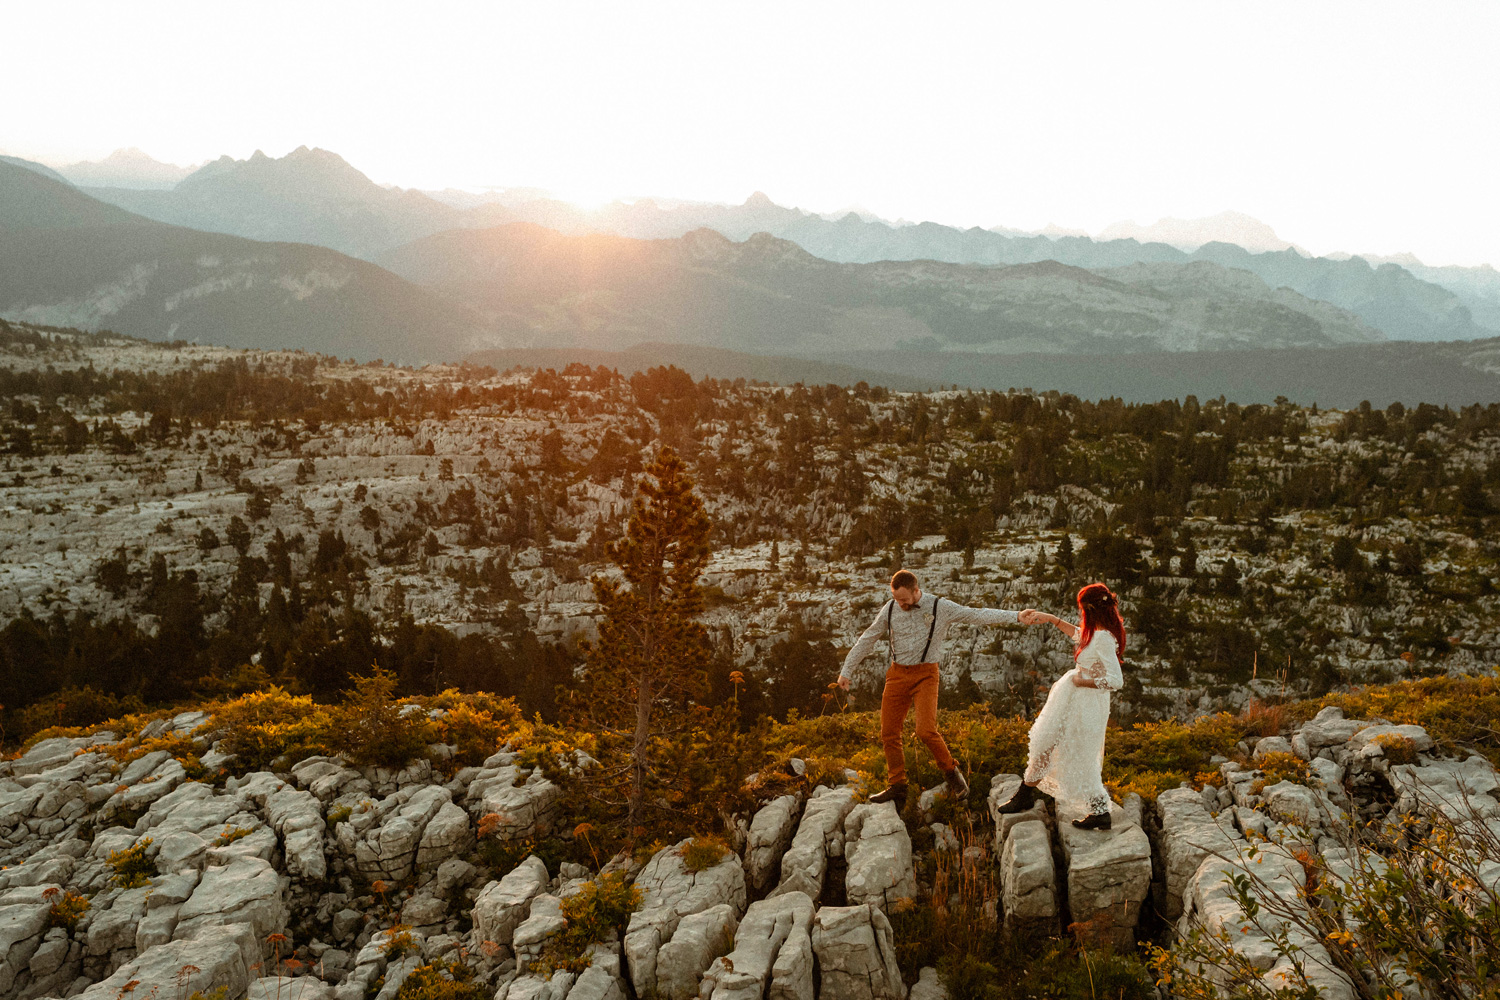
[
  {"x1": 58, "y1": 147, "x2": 197, "y2": 191},
  {"x1": 1097, "y1": 211, "x2": 1295, "y2": 254},
  {"x1": 744, "y1": 191, "x2": 775, "y2": 208}
]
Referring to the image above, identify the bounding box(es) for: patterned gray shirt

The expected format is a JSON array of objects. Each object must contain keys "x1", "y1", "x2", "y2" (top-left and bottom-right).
[{"x1": 839, "y1": 592, "x2": 1021, "y2": 680}]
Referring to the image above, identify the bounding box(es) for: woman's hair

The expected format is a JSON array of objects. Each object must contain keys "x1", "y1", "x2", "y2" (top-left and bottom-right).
[{"x1": 1075, "y1": 582, "x2": 1126, "y2": 660}]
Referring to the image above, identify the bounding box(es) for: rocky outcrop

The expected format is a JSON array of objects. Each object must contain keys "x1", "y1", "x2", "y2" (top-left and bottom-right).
[
  {"x1": 842, "y1": 804, "x2": 915, "y2": 912},
  {"x1": 773, "y1": 786, "x2": 856, "y2": 903},
  {"x1": 473, "y1": 855, "x2": 551, "y2": 949},
  {"x1": 623, "y1": 840, "x2": 747, "y2": 999},
  {"x1": 810, "y1": 904, "x2": 905, "y2": 1000},
  {"x1": 1152, "y1": 787, "x2": 1242, "y2": 921},
  {"x1": 333, "y1": 784, "x2": 454, "y2": 881},
  {"x1": 699, "y1": 891, "x2": 814, "y2": 1000},
  {"x1": 999, "y1": 818, "x2": 1056, "y2": 931},
  {"x1": 746, "y1": 795, "x2": 803, "y2": 892},
  {"x1": 655, "y1": 903, "x2": 737, "y2": 1000},
  {"x1": 463, "y1": 753, "x2": 565, "y2": 841},
  {"x1": 1057, "y1": 796, "x2": 1151, "y2": 949}
]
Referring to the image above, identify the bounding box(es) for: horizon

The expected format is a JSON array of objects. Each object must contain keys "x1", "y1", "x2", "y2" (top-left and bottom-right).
[{"x1": 4, "y1": 1, "x2": 1498, "y2": 268}]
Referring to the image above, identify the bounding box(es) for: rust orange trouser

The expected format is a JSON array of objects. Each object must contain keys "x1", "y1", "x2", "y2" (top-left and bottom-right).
[{"x1": 880, "y1": 661, "x2": 955, "y2": 784}]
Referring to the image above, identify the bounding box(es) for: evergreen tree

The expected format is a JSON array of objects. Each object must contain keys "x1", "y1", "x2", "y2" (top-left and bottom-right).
[{"x1": 572, "y1": 448, "x2": 715, "y2": 833}]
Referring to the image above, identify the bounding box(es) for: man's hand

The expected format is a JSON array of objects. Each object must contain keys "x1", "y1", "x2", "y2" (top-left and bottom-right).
[
  {"x1": 1019, "y1": 608, "x2": 1040, "y2": 625},
  {"x1": 837, "y1": 675, "x2": 851, "y2": 691}
]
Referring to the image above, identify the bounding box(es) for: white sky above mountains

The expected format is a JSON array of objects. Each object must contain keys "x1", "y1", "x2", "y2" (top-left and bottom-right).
[{"x1": 6, "y1": 1, "x2": 1498, "y2": 267}]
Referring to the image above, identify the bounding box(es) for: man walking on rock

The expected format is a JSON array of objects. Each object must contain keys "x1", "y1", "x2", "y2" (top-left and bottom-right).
[{"x1": 837, "y1": 570, "x2": 1034, "y2": 805}]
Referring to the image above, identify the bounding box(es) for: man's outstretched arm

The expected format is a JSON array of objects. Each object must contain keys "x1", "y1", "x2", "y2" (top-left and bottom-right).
[
  {"x1": 943, "y1": 603, "x2": 1022, "y2": 626},
  {"x1": 838, "y1": 599, "x2": 892, "y2": 686}
]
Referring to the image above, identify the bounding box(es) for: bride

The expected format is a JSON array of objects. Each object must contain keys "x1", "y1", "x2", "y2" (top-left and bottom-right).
[{"x1": 1014, "y1": 583, "x2": 1127, "y2": 830}]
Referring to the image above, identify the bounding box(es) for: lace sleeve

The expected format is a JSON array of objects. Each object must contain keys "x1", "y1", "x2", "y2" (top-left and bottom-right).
[{"x1": 1081, "y1": 633, "x2": 1124, "y2": 691}]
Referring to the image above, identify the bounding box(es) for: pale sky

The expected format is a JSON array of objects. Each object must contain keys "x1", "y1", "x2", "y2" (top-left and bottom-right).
[{"x1": 5, "y1": 1, "x2": 1498, "y2": 266}]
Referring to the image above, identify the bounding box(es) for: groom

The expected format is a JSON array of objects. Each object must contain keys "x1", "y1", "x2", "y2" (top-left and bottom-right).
[{"x1": 838, "y1": 570, "x2": 1037, "y2": 805}]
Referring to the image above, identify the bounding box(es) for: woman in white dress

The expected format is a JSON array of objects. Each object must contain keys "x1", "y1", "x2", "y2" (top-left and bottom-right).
[{"x1": 1016, "y1": 583, "x2": 1126, "y2": 830}]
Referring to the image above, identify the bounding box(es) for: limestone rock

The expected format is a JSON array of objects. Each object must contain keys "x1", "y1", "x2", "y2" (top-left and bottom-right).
[
  {"x1": 1058, "y1": 802, "x2": 1151, "y2": 949},
  {"x1": 174, "y1": 856, "x2": 289, "y2": 944},
  {"x1": 1152, "y1": 786, "x2": 1242, "y2": 921},
  {"x1": 655, "y1": 903, "x2": 737, "y2": 1000},
  {"x1": 843, "y1": 803, "x2": 916, "y2": 912},
  {"x1": 472, "y1": 855, "x2": 550, "y2": 948},
  {"x1": 68, "y1": 924, "x2": 261, "y2": 1000},
  {"x1": 416, "y1": 801, "x2": 473, "y2": 871},
  {"x1": 1346, "y1": 724, "x2": 1434, "y2": 754},
  {"x1": 745, "y1": 795, "x2": 802, "y2": 892},
  {"x1": 623, "y1": 839, "x2": 747, "y2": 999},
  {"x1": 464, "y1": 758, "x2": 564, "y2": 841},
  {"x1": 513, "y1": 894, "x2": 567, "y2": 968},
  {"x1": 1298, "y1": 707, "x2": 1367, "y2": 750},
  {"x1": 999, "y1": 820, "x2": 1056, "y2": 927},
  {"x1": 247, "y1": 977, "x2": 337, "y2": 1000},
  {"x1": 810, "y1": 904, "x2": 905, "y2": 1000},
  {"x1": 1251, "y1": 736, "x2": 1294, "y2": 763},
  {"x1": 908, "y1": 967, "x2": 946, "y2": 1000},
  {"x1": 772, "y1": 785, "x2": 855, "y2": 903},
  {"x1": 700, "y1": 892, "x2": 813, "y2": 1000}
]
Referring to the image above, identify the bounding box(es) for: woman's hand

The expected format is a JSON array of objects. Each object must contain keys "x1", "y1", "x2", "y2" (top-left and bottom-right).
[{"x1": 1071, "y1": 673, "x2": 1094, "y2": 687}]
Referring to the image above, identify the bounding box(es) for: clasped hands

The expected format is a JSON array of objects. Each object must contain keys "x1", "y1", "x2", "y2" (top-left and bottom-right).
[{"x1": 1018, "y1": 608, "x2": 1047, "y2": 625}]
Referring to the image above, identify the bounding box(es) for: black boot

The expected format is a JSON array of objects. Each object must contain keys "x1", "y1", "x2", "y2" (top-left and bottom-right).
[
  {"x1": 1071, "y1": 810, "x2": 1113, "y2": 831},
  {"x1": 943, "y1": 768, "x2": 970, "y2": 799},
  {"x1": 869, "y1": 783, "x2": 908, "y2": 805},
  {"x1": 1001, "y1": 782, "x2": 1037, "y2": 814}
]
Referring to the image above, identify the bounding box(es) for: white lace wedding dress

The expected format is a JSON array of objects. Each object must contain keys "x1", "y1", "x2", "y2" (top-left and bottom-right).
[{"x1": 1024, "y1": 629, "x2": 1124, "y2": 818}]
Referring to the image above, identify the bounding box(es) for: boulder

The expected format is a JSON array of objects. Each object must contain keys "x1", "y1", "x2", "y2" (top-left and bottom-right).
[
  {"x1": 416, "y1": 801, "x2": 473, "y2": 871},
  {"x1": 174, "y1": 856, "x2": 289, "y2": 944},
  {"x1": 472, "y1": 855, "x2": 550, "y2": 949},
  {"x1": 1251, "y1": 737, "x2": 1294, "y2": 763},
  {"x1": 1057, "y1": 800, "x2": 1151, "y2": 949},
  {"x1": 1298, "y1": 707, "x2": 1367, "y2": 750},
  {"x1": 999, "y1": 820, "x2": 1056, "y2": 928},
  {"x1": 655, "y1": 903, "x2": 737, "y2": 1000},
  {"x1": 843, "y1": 803, "x2": 916, "y2": 911},
  {"x1": 908, "y1": 967, "x2": 946, "y2": 1000},
  {"x1": 0, "y1": 897, "x2": 53, "y2": 995},
  {"x1": 699, "y1": 892, "x2": 813, "y2": 1000},
  {"x1": 623, "y1": 839, "x2": 747, "y2": 999},
  {"x1": 341, "y1": 785, "x2": 452, "y2": 881},
  {"x1": 772, "y1": 786, "x2": 856, "y2": 903},
  {"x1": 513, "y1": 894, "x2": 567, "y2": 969},
  {"x1": 1388, "y1": 755, "x2": 1500, "y2": 825},
  {"x1": 1346, "y1": 724, "x2": 1434, "y2": 754},
  {"x1": 465, "y1": 758, "x2": 564, "y2": 841},
  {"x1": 68, "y1": 923, "x2": 261, "y2": 1000},
  {"x1": 1177, "y1": 842, "x2": 1354, "y2": 999},
  {"x1": 1152, "y1": 787, "x2": 1242, "y2": 921},
  {"x1": 745, "y1": 795, "x2": 802, "y2": 892},
  {"x1": 810, "y1": 904, "x2": 905, "y2": 1000}
]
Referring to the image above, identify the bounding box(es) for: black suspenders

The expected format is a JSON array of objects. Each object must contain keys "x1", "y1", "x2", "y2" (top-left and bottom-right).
[{"x1": 888, "y1": 596, "x2": 942, "y2": 666}]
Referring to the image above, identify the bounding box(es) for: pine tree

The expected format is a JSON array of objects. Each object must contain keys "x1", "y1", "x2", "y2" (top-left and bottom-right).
[{"x1": 572, "y1": 448, "x2": 715, "y2": 833}]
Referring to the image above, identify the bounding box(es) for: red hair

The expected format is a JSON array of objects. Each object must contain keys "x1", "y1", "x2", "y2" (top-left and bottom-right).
[{"x1": 1075, "y1": 582, "x2": 1125, "y2": 660}]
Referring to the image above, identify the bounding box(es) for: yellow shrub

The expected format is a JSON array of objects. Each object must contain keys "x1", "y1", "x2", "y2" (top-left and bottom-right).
[
  {"x1": 209, "y1": 687, "x2": 332, "y2": 771},
  {"x1": 680, "y1": 834, "x2": 732, "y2": 873},
  {"x1": 1372, "y1": 732, "x2": 1419, "y2": 766},
  {"x1": 1250, "y1": 751, "x2": 1310, "y2": 795}
]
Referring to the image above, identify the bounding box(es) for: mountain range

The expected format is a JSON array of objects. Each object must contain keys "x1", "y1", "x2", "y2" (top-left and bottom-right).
[
  {"x1": 57, "y1": 147, "x2": 199, "y2": 189},
  {"x1": 378, "y1": 223, "x2": 1384, "y2": 355},
  {"x1": 3, "y1": 145, "x2": 1500, "y2": 404},
  {"x1": 0, "y1": 159, "x2": 483, "y2": 361},
  {"x1": 58, "y1": 147, "x2": 1491, "y2": 345}
]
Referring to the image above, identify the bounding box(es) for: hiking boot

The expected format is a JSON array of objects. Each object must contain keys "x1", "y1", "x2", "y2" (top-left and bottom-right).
[
  {"x1": 943, "y1": 768, "x2": 970, "y2": 799},
  {"x1": 1071, "y1": 810, "x2": 1113, "y2": 831},
  {"x1": 1001, "y1": 782, "x2": 1037, "y2": 814},
  {"x1": 869, "y1": 783, "x2": 908, "y2": 805}
]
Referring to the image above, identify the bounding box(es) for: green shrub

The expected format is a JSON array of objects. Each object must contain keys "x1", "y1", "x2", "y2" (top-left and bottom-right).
[
  {"x1": 680, "y1": 835, "x2": 731, "y2": 873},
  {"x1": 532, "y1": 873, "x2": 642, "y2": 975},
  {"x1": 45, "y1": 888, "x2": 89, "y2": 930},
  {"x1": 108, "y1": 837, "x2": 157, "y2": 888},
  {"x1": 214, "y1": 825, "x2": 253, "y2": 846},
  {"x1": 1372, "y1": 732, "x2": 1419, "y2": 766},
  {"x1": 1250, "y1": 751, "x2": 1310, "y2": 795},
  {"x1": 333, "y1": 668, "x2": 434, "y2": 769},
  {"x1": 326, "y1": 804, "x2": 353, "y2": 830},
  {"x1": 9, "y1": 686, "x2": 146, "y2": 745},
  {"x1": 382, "y1": 928, "x2": 419, "y2": 961},
  {"x1": 395, "y1": 960, "x2": 488, "y2": 1000},
  {"x1": 209, "y1": 686, "x2": 332, "y2": 771}
]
